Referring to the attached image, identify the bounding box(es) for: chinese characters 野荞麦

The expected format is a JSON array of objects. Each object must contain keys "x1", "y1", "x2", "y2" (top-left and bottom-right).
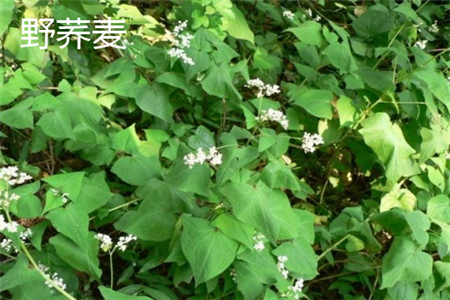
[{"x1": 20, "y1": 17, "x2": 126, "y2": 50}]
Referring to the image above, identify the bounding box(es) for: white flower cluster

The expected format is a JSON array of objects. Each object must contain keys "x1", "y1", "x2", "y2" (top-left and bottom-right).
[
  {"x1": 0, "y1": 166, "x2": 32, "y2": 186},
  {"x1": 0, "y1": 190, "x2": 20, "y2": 209},
  {"x1": 183, "y1": 147, "x2": 223, "y2": 169},
  {"x1": 428, "y1": 20, "x2": 439, "y2": 33},
  {"x1": 277, "y1": 255, "x2": 289, "y2": 279},
  {"x1": 0, "y1": 238, "x2": 18, "y2": 253},
  {"x1": 38, "y1": 263, "x2": 67, "y2": 291},
  {"x1": 245, "y1": 78, "x2": 281, "y2": 98},
  {"x1": 0, "y1": 215, "x2": 18, "y2": 233},
  {"x1": 95, "y1": 233, "x2": 137, "y2": 252},
  {"x1": 301, "y1": 132, "x2": 324, "y2": 153},
  {"x1": 283, "y1": 10, "x2": 295, "y2": 20},
  {"x1": 50, "y1": 188, "x2": 69, "y2": 204},
  {"x1": 167, "y1": 20, "x2": 195, "y2": 65},
  {"x1": 306, "y1": 8, "x2": 321, "y2": 22},
  {"x1": 253, "y1": 232, "x2": 266, "y2": 252},
  {"x1": 230, "y1": 268, "x2": 237, "y2": 283},
  {"x1": 414, "y1": 39, "x2": 428, "y2": 49},
  {"x1": 281, "y1": 278, "x2": 305, "y2": 299},
  {"x1": 256, "y1": 108, "x2": 289, "y2": 130},
  {"x1": 20, "y1": 228, "x2": 33, "y2": 241}
]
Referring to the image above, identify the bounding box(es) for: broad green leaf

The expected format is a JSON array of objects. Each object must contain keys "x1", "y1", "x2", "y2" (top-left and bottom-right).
[
  {"x1": 426, "y1": 166, "x2": 445, "y2": 192},
  {"x1": 352, "y1": 10, "x2": 394, "y2": 38},
  {"x1": 381, "y1": 236, "x2": 432, "y2": 289},
  {"x1": 210, "y1": 214, "x2": 254, "y2": 249},
  {"x1": 258, "y1": 128, "x2": 278, "y2": 152},
  {"x1": 37, "y1": 109, "x2": 74, "y2": 140},
  {"x1": 393, "y1": 1, "x2": 419, "y2": 22},
  {"x1": 322, "y1": 41, "x2": 358, "y2": 74},
  {"x1": 356, "y1": 67, "x2": 395, "y2": 92},
  {"x1": 434, "y1": 261, "x2": 450, "y2": 292},
  {"x1": 166, "y1": 160, "x2": 211, "y2": 196},
  {"x1": 260, "y1": 161, "x2": 301, "y2": 192},
  {"x1": 220, "y1": 6, "x2": 254, "y2": 44},
  {"x1": 336, "y1": 96, "x2": 357, "y2": 128},
  {"x1": 201, "y1": 63, "x2": 241, "y2": 101},
  {"x1": 46, "y1": 204, "x2": 89, "y2": 247},
  {"x1": 42, "y1": 191, "x2": 66, "y2": 215},
  {"x1": 9, "y1": 181, "x2": 42, "y2": 218},
  {"x1": 427, "y1": 195, "x2": 450, "y2": 228},
  {"x1": 414, "y1": 70, "x2": 450, "y2": 112},
  {"x1": 387, "y1": 282, "x2": 419, "y2": 300},
  {"x1": 114, "y1": 187, "x2": 177, "y2": 241},
  {"x1": 111, "y1": 155, "x2": 161, "y2": 186},
  {"x1": 76, "y1": 171, "x2": 113, "y2": 213},
  {"x1": 0, "y1": 254, "x2": 41, "y2": 292},
  {"x1": 234, "y1": 249, "x2": 280, "y2": 299},
  {"x1": 99, "y1": 286, "x2": 152, "y2": 300},
  {"x1": 291, "y1": 89, "x2": 334, "y2": 119},
  {"x1": 0, "y1": 107, "x2": 34, "y2": 129},
  {"x1": 42, "y1": 172, "x2": 85, "y2": 201},
  {"x1": 380, "y1": 188, "x2": 416, "y2": 212},
  {"x1": 286, "y1": 22, "x2": 323, "y2": 46},
  {"x1": 50, "y1": 234, "x2": 102, "y2": 281},
  {"x1": 135, "y1": 83, "x2": 173, "y2": 122},
  {"x1": 180, "y1": 216, "x2": 239, "y2": 285},
  {"x1": 405, "y1": 211, "x2": 430, "y2": 246},
  {"x1": 112, "y1": 124, "x2": 141, "y2": 155},
  {"x1": 4, "y1": 28, "x2": 46, "y2": 67},
  {"x1": 222, "y1": 181, "x2": 298, "y2": 242},
  {"x1": 272, "y1": 240, "x2": 318, "y2": 279},
  {"x1": 370, "y1": 208, "x2": 407, "y2": 235},
  {"x1": 359, "y1": 113, "x2": 417, "y2": 186},
  {"x1": 188, "y1": 126, "x2": 215, "y2": 150},
  {"x1": 419, "y1": 128, "x2": 448, "y2": 163},
  {"x1": 0, "y1": 0, "x2": 14, "y2": 36},
  {"x1": 294, "y1": 209, "x2": 315, "y2": 245}
]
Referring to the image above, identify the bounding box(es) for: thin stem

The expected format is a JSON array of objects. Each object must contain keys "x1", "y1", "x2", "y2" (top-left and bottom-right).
[
  {"x1": 109, "y1": 252, "x2": 114, "y2": 289},
  {"x1": 317, "y1": 234, "x2": 350, "y2": 262}
]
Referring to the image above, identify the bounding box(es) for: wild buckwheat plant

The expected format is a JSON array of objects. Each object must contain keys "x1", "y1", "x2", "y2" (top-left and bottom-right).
[{"x1": 167, "y1": 20, "x2": 195, "y2": 65}]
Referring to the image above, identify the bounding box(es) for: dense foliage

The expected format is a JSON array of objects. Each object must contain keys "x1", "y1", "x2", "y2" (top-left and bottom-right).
[{"x1": 1, "y1": 0, "x2": 450, "y2": 299}]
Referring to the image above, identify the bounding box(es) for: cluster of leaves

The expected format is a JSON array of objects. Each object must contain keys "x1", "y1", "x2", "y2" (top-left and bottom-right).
[{"x1": 1, "y1": 0, "x2": 450, "y2": 299}]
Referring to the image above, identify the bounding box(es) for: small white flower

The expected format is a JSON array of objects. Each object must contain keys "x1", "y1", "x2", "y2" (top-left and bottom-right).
[
  {"x1": 245, "y1": 78, "x2": 280, "y2": 98},
  {"x1": 414, "y1": 39, "x2": 428, "y2": 49},
  {"x1": 230, "y1": 268, "x2": 237, "y2": 282},
  {"x1": 0, "y1": 166, "x2": 32, "y2": 186},
  {"x1": 183, "y1": 147, "x2": 223, "y2": 169},
  {"x1": 253, "y1": 232, "x2": 266, "y2": 252},
  {"x1": 117, "y1": 234, "x2": 137, "y2": 251},
  {"x1": 283, "y1": 10, "x2": 295, "y2": 20},
  {"x1": 0, "y1": 215, "x2": 19, "y2": 233},
  {"x1": 301, "y1": 132, "x2": 324, "y2": 153},
  {"x1": 0, "y1": 190, "x2": 20, "y2": 208},
  {"x1": 167, "y1": 20, "x2": 195, "y2": 65},
  {"x1": 256, "y1": 108, "x2": 289, "y2": 130},
  {"x1": 95, "y1": 233, "x2": 113, "y2": 252},
  {"x1": 20, "y1": 228, "x2": 33, "y2": 241},
  {"x1": 428, "y1": 20, "x2": 439, "y2": 33},
  {"x1": 277, "y1": 255, "x2": 289, "y2": 279},
  {"x1": 445, "y1": 152, "x2": 450, "y2": 159},
  {"x1": 39, "y1": 263, "x2": 67, "y2": 291},
  {"x1": 0, "y1": 238, "x2": 18, "y2": 253}
]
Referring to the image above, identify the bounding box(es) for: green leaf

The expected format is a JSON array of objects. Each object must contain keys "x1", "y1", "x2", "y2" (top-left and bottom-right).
[
  {"x1": 112, "y1": 124, "x2": 141, "y2": 155},
  {"x1": 0, "y1": 254, "x2": 41, "y2": 292},
  {"x1": 42, "y1": 172, "x2": 85, "y2": 201},
  {"x1": 201, "y1": 63, "x2": 241, "y2": 101},
  {"x1": 210, "y1": 214, "x2": 254, "y2": 249},
  {"x1": 234, "y1": 249, "x2": 280, "y2": 299},
  {"x1": 352, "y1": 10, "x2": 394, "y2": 38},
  {"x1": 188, "y1": 126, "x2": 215, "y2": 150},
  {"x1": 135, "y1": 83, "x2": 173, "y2": 122},
  {"x1": 380, "y1": 188, "x2": 416, "y2": 212},
  {"x1": 381, "y1": 236, "x2": 432, "y2": 289},
  {"x1": 0, "y1": 0, "x2": 14, "y2": 36},
  {"x1": 294, "y1": 209, "x2": 316, "y2": 245},
  {"x1": 434, "y1": 261, "x2": 450, "y2": 292},
  {"x1": 46, "y1": 204, "x2": 89, "y2": 247},
  {"x1": 50, "y1": 234, "x2": 102, "y2": 281},
  {"x1": 111, "y1": 155, "x2": 161, "y2": 186},
  {"x1": 0, "y1": 107, "x2": 34, "y2": 129},
  {"x1": 322, "y1": 41, "x2": 358, "y2": 74},
  {"x1": 99, "y1": 286, "x2": 152, "y2": 300},
  {"x1": 222, "y1": 181, "x2": 298, "y2": 242},
  {"x1": 291, "y1": 89, "x2": 334, "y2": 119},
  {"x1": 420, "y1": 128, "x2": 449, "y2": 163},
  {"x1": 414, "y1": 70, "x2": 450, "y2": 111},
  {"x1": 387, "y1": 282, "x2": 418, "y2": 300},
  {"x1": 405, "y1": 211, "x2": 430, "y2": 246},
  {"x1": 336, "y1": 96, "x2": 357, "y2": 128},
  {"x1": 166, "y1": 160, "x2": 211, "y2": 196},
  {"x1": 75, "y1": 171, "x2": 113, "y2": 213},
  {"x1": 181, "y1": 216, "x2": 239, "y2": 285},
  {"x1": 260, "y1": 161, "x2": 301, "y2": 192},
  {"x1": 359, "y1": 113, "x2": 417, "y2": 186},
  {"x1": 370, "y1": 208, "x2": 407, "y2": 235},
  {"x1": 37, "y1": 109, "x2": 75, "y2": 140},
  {"x1": 427, "y1": 195, "x2": 450, "y2": 228},
  {"x1": 9, "y1": 181, "x2": 42, "y2": 218},
  {"x1": 114, "y1": 182, "x2": 177, "y2": 241},
  {"x1": 220, "y1": 6, "x2": 254, "y2": 44},
  {"x1": 286, "y1": 22, "x2": 323, "y2": 46},
  {"x1": 272, "y1": 240, "x2": 318, "y2": 279}
]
